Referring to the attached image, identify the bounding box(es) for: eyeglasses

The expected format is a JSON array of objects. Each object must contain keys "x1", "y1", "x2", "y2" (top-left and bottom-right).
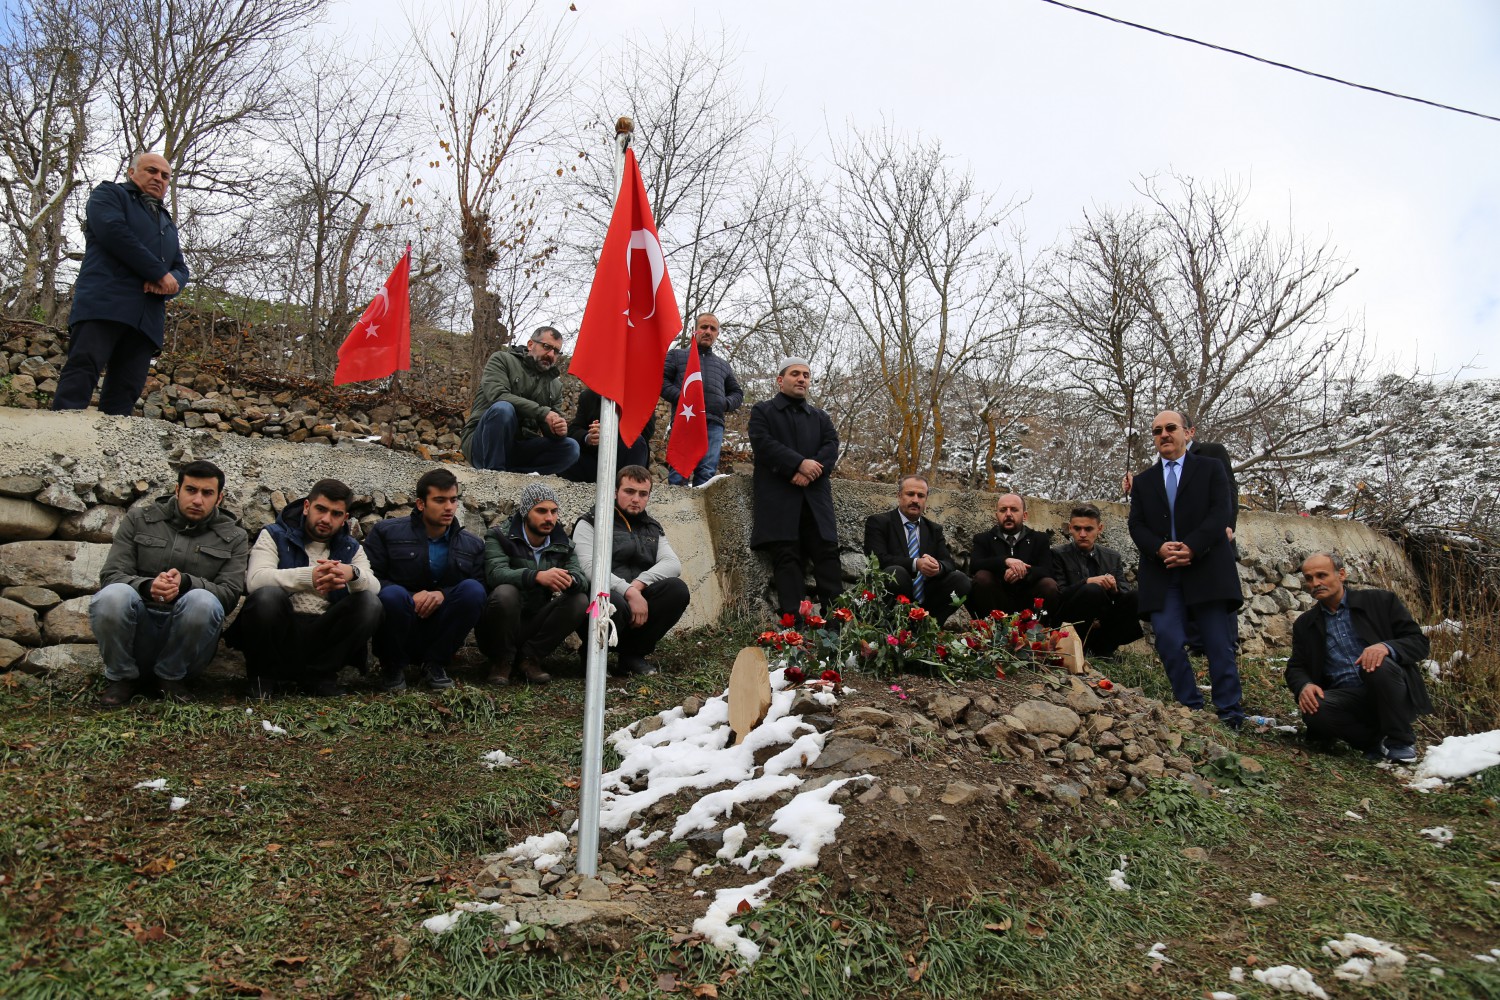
[
  {"x1": 529, "y1": 340, "x2": 560, "y2": 354},
  {"x1": 1150, "y1": 423, "x2": 1180, "y2": 436}
]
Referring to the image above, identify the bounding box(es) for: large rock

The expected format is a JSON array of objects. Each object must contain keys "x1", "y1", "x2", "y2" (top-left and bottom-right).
[
  {"x1": 1, "y1": 586, "x2": 61, "y2": 609},
  {"x1": 0, "y1": 497, "x2": 63, "y2": 541},
  {"x1": 1010, "y1": 699, "x2": 1082, "y2": 739},
  {"x1": 0, "y1": 475, "x2": 44, "y2": 499},
  {"x1": 810, "y1": 737, "x2": 901, "y2": 771},
  {"x1": 1064, "y1": 677, "x2": 1103, "y2": 714},
  {"x1": 0, "y1": 637, "x2": 24, "y2": 669},
  {"x1": 0, "y1": 540, "x2": 113, "y2": 595},
  {"x1": 56, "y1": 506, "x2": 127, "y2": 544},
  {"x1": 0, "y1": 596, "x2": 41, "y2": 644},
  {"x1": 43, "y1": 596, "x2": 94, "y2": 643},
  {"x1": 21, "y1": 642, "x2": 102, "y2": 679},
  {"x1": 35, "y1": 483, "x2": 87, "y2": 513},
  {"x1": 925, "y1": 692, "x2": 972, "y2": 726}
]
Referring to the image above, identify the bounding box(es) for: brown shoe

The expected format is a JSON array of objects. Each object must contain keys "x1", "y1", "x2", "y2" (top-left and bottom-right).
[
  {"x1": 99, "y1": 678, "x2": 138, "y2": 707},
  {"x1": 517, "y1": 658, "x2": 552, "y2": 685},
  {"x1": 486, "y1": 659, "x2": 513, "y2": 686},
  {"x1": 158, "y1": 678, "x2": 196, "y2": 704}
]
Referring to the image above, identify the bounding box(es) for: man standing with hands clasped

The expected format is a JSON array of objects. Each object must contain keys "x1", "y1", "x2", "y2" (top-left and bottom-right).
[{"x1": 1128, "y1": 409, "x2": 1245, "y2": 728}]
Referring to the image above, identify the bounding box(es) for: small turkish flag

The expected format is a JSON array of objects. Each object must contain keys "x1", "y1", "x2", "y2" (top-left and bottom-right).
[
  {"x1": 334, "y1": 246, "x2": 411, "y2": 385},
  {"x1": 665, "y1": 334, "x2": 708, "y2": 479},
  {"x1": 570, "y1": 149, "x2": 681, "y2": 443}
]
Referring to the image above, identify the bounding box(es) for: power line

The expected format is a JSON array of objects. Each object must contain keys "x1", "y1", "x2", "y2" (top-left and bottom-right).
[{"x1": 1035, "y1": 0, "x2": 1500, "y2": 125}]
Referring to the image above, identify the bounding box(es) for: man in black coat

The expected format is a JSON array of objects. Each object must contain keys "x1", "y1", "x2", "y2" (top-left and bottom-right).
[
  {"x1": 862, "y1": 474, "x2": 970, "y2": 624},
  {"x1": 53, "y1": 152, "x2": 189, "y2": 416},
  {"x1": 560, "y1": 388, "x2": 653, "y2": 483},
  {"x1": 662, "y1": 313, "x2": 743, "y2": 486},
  {"x1": 1128, "y1": 409, "x2": 1245, "y2": 727},
  {"x1": 1050, "y1": 504, "x2": 1142, "y2": 658},
  {"x1": 1285, "y1": 552, "x2": 1431, "y2": 762},
  {"x1": 968, "y1": 493, "x2": 1058, "y2": 619},
  {"x1": 748, "y1": 356, "x2": 842, "y2": 618}
]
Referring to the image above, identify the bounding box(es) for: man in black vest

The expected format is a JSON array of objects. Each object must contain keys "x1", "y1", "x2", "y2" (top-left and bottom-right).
[
  {"x1": 572, "y1": 465, "x2": 691, "y2": 676},
  {"x1": 1285, "y1": 551, "x2": 1431, "y2": 762},
  {"x1": 1049, "y1": 504, "x2": 1142, "y2": 658},
  {"x1": 748, "y1": 356, "x2": 842, "y2": 619},
  {"x1": 968, "y1": 493, "x2": 1058, "y2": 619},
  {"x1": 862, "y1": 474, "x2": 970, "y2": 624},
  {"x1": 226, "y1": 479, "x2": 382, "y2": 697}
]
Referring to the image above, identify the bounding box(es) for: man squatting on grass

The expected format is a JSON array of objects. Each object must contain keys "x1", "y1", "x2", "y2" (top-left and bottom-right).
[
  {"x1": 225, "y1": 478, "x2": 382, "y2": 697},
  {"x1": 93, "y1": 460, "x2": 248, "y2": 705}
]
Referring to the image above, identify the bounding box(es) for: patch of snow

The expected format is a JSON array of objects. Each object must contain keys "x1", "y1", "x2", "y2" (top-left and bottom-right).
[
  {"x1": 623, "y1": 827, "x2": 665, "y2": 850},
  {"x1": 1145, "y1": 942, "x2": 1172, "y2": 964},
  {"x1": 1421, "y1": 619, "x2": 1463, "y2": 636},
  {"x1": 1419, "y1": 826, "x2": 1453, "y2": 845},
  {"x1": 1274, "y1": 725, "x2": 1299, "y2": 733},
  {"x1": 261, "y1": 720, "x2": 287, "y2": 735},
  {"x1": 1252, "y1": 965, "x2": 1329, "y2": 998},
  {"x1": 1404, "y1": 776, "x2": 1446, "y2": 793},
  {"x1": 1476, "y1": 954, "x2": 1498, "y2": 964},
  {"x1": 1323, "y1": 933, "x2": 1407, "y2": 983},
  {"x1": 1412, "y1": 729, "x2": 1500, "y2": 781},
  {"x1": 1229, "y1": 966, "x2": 1245, "y2": 982},
  {"x1": 422, "y1": 900, "x2": 509, "y2": 936},
  {"x1": 133, "y1": 778, "x2": 168, "y2": 790},
  {"x1": 505, "y1": 831, "x2": 569, "y2": 871},
  {"x1": 716, "y1": 823, "x2": 748, "y2": 861},
  {"x1": 1420, "y1": 659, "x2": 1442, "y2": 682},
  {"x1": 1249, "y1": 892, "x2": 1276, "y2": 908},
  {"x1": 692, "y1": 876, "x2": 775, "y2": 964},
  {"x1": 691, "y1": 863, "x2": 715, "y2": 877},
  {"x1": 671, "y1": 774, "x2": 802, "y2": 840},
  {"x1": 1343, "y1": 811, "x2": 1364, "y2": 820},
  {"x1": 1210, "y1": 993, "x2": 1238, "y2": 1000},
  {"x1": 168, "y1": 796, "x2": 188, "y2": 811},
  {"x1": 1107, "y1": 855, "x2": 1130, "y2": 892},
  {"x1": 479, "y1": 749, "x2": 518, "y2": 769}
]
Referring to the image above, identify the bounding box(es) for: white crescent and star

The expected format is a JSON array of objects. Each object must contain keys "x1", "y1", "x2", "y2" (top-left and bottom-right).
[
  {"x1": 678, "y1": 371, "x2": 703, "y2": 420},
  {"x1": 621, "y1": 227, "x2": 666, "y2": 326},
  {"x1": 363, "y1": 287, "x2": 389, "y2": 339}
]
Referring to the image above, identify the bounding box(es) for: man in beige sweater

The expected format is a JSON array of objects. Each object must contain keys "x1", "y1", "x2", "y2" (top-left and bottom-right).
[{"x1": 226, "y1": 479, "x2": 381, "y2": 696}]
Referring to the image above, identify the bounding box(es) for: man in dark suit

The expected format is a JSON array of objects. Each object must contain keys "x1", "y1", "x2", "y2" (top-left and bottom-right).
[
  {"x1": 1285, "y1": 552, "x2": 1431, "y2": 762},
  {"x1": 1050, "y1": 504, "x2": 1141, "y2": 658},
  {"x1": 968, "y1": 493, "x2": 1058, "y2": 619},
  {"x1": 862, "y1": 474, "x2": 970, "y2": 623},
  {"x1": 748, "y1": 357, "x2": 842, "y2": 618},
  {"x1": 1128, "y1": 409, "x2": 1245, "y2": 727}
]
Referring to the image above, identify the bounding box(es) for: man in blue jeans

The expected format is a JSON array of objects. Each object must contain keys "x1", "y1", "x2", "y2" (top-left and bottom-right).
[
  {"x1": 364, "y1": 468, "x2": 488, "y2": 691},
  {"x1": 92, "y1": 460, "x2": 247, "y2": 705},
  {"x1": 460, "y1": 326, "x2": 579, "y2": 475},
  {"x1": 661, "y1": 313, "x2": 742, "y2": 486}
]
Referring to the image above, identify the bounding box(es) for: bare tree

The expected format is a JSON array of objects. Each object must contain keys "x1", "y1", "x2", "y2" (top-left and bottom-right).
[
  {"x1": 809, "y1": 125, "x2": 1034, "y2": 478},
  {"x1": 412, "y1": 0, "x2": 573, "y2": 373},
  {"x1": 571, "y1": 27, "x2": 772, "y2": 333},
  {"x1": 0, "y1": 0, "x2": 110, "y2": 321}
]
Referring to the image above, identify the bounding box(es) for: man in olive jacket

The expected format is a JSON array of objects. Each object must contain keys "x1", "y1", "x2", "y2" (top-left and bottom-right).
[
  {"x1": 92, "y1": 460, "x2": 247, "y2": 705},
  {"x1": 54, "y1": 152, "x2": 189, "y2": 416},
  {"x1": 478, "y1": 483, "x2": 589, "y2": 686},
  {"x1": 1286, "y1": 552, "x2": 1432, "y2": 763},
  {"x1": 461, "y1": 326, "x2": 579, "y2": 475}
]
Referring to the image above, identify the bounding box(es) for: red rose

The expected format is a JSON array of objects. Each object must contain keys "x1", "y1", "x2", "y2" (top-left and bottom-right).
[
  {"x1": 833, "y1": 607, "x2": 854, "y2": 622},
  {"x1": 757, "y1": 631, "x2": 778, "y2": 646},
  {"x1": 965, "y1": 635, "x2": 981, "y2": 650},
  {"x1": 896, "y1": 594, "x2": 911, "y2": 604},
  {"x1": 806, "y1": 614, "x2": 827, "y2": 627},
  {"x1": 994, "y1": 667, "x2": 1006, "y2": 680},
  {"x1": 1097, "y1": 678, "x2": 1114, "y2": 691},
  {"x1": 784, "y1": 666, "x2": 806, "y2": 684},
  {"x1": 935, "y1": 644, "x2": 949, "y2": 659},
  {"x1": 989, "y1": 609, "x2": 1006, "y2": 621},
  {"x1": 861, "y1": 590, "x2": 876, "y2": 602},
  {"x1": 1033, "y1": 597, "x2": 1045, "y2": 609},
  {"x1": 908, "y1": 606, "x2": 929, "y2": 622},
  {"x1": 784, "y1": 631, "x2": 805, "y2": 646},
  {"x1": 799, "y1": 599, "x2": 814, "y2": 618},
  {"x1": 780, "y1": 613, "x2": 796, "y2": 627},
  {"x1": 820, "y1": 669, "x2": 842, "y2": 685}
]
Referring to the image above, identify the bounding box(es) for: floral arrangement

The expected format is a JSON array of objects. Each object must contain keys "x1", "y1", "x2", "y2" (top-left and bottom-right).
[{"x1": 759, "y1": 556, "x2": 1069, "y2": 682}]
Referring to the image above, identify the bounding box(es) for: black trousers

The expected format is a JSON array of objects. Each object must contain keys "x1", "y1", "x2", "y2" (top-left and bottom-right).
[
  {"x1": 476, "y1": 585, "x2": 589, "y2": 664},
  {"x1": 225, "y1": 588, "x2": 382, "y2": 684},
  {"x1": 582, "y1": 577, "x2": 691, "y2": 657},
  {"x1": 1052, "y1": 583, "x2": 1143, "y2": 657},
  {"x1": 968, "y1": 569, "x2": 1060, "y2": 620},
  {"x1": 887, "y1": 566, "x2": 971, "y2": 625},
  {"x1": 762, "y1": 504, "x2": 843, "y2": 617},
  {"x1": 52, "y1": 319, "x2": 156, "y2": 416},
  {"x1": 1301, "y1": 660, "x2": 1418, "y2": 749}
]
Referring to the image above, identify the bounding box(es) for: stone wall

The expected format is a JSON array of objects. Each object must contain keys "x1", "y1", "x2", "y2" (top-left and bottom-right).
[{"x1": 0, "y1": 409, "x2": 1417, "y2": 684}]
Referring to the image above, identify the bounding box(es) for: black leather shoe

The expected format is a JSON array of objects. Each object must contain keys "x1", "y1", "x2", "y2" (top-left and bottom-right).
[
  {"x1": 158, "y1": 678, "x2": 195, "y2": 704},
  {"x1": 621, "y1": 654, "x2": 659, "y2": 677},
  {"x1": 99, "y1": 679, "x2": 138, "y2": 707}
]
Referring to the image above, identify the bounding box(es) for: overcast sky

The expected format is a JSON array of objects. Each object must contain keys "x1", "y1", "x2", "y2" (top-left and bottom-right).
[{"x1": 346, "y1": 0, "x2": 1500, "y2": 376}]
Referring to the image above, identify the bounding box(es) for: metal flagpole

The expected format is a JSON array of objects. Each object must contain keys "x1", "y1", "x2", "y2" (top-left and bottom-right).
[{"x1": 577, "y1": 119, "x2": 634, "y2": 878}]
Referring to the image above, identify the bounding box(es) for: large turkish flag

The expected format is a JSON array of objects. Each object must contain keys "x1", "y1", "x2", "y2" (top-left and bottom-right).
[
  {"x1": 334, "y1": 246, "x2": 411, "y2": 385},
  {"x1": 570, "y1": 149, "x2": 681, "y2": 443}
]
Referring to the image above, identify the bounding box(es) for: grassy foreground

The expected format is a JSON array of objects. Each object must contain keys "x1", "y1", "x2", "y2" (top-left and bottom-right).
[{"x1": 1, "y1": 625, "x2": 1497, "y2": 1000}]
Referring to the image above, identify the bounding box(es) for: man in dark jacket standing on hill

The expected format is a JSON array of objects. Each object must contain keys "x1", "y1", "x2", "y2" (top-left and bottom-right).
[
  {"x1": 1285, "y1": 551, "x2": 1431, "y2": 763},
  {"x1": 93, "y1": 460, "x2": 246, "y2": 706},
  {"x1": 749, "y1": 356, "x2": 842, "y2": 619},
  {"x1": 226, "y1": 478, "x2": 382, "y2": 697},
  {"x1": 662, "y1": 313, "x2": 742, "y2": 486},
  {"x1": 573, "y1": 466, "x2": 690, "y2": 676},
  {"x1": 461, "y1": 326, "x2": 580, "y2": 475},
  {"x1": 54, "y1": 152, "x2": 189, "y2": 416},
  {"x1": 477, "y1": 483, "x2": 589, "y2": 686},
  {"x1": 365, "y1": 468, "x2": 487, "y2": 691}
]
